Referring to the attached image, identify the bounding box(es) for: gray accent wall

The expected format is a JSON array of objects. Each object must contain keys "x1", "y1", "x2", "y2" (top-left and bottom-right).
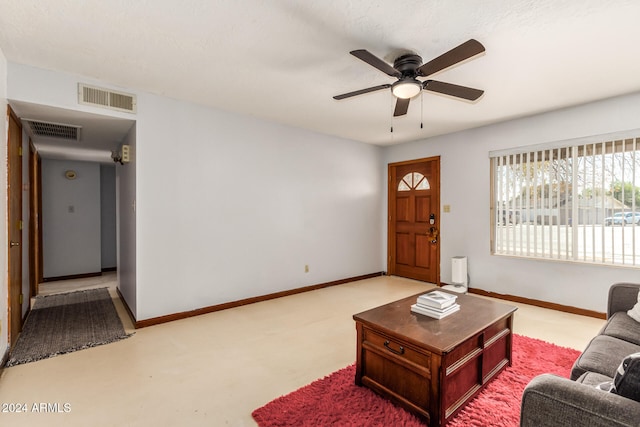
[
  {"x1": 42, "y1": 159, "x2": 102, "y2": 278},
  {"x1": 100, "y1": 164, "x2": 117, "y2": 269}
]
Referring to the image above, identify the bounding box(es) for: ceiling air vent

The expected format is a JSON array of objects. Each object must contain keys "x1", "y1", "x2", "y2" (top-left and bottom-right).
[
  {"x1": 24, "y1": 119, "x2": 82, "y2": 142},
  {"x1": 78, "y1": 83, "x2": 137, "y2": 113}
]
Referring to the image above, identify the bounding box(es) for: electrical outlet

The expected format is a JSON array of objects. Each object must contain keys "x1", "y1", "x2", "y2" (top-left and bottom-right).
[{"x1": 304, "y1": 265, "x2": 309, "y2": 273}]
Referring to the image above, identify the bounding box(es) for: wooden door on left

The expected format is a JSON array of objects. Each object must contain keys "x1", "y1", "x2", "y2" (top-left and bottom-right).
[{"x1": 7, "y1": 106, "x2": 23, "y2": 347}]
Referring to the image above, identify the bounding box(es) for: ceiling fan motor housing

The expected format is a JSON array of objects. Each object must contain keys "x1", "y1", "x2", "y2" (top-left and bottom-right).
[
  {"x1": 393, "y1": 54, "x2": 423, "y2": 76},
  {"x1": 390, "y1": 54, "x2": 424, "y2": 99}
]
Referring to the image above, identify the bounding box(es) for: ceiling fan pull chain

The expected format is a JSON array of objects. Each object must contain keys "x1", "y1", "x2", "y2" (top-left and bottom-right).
[
  {"x1": 389, "y1": 94, "x2": 395, "y2": 144},
  {"x1": 390, "y1": 94, "x2": 394, "y2": 134},
  {"x1": 420, "y1": 91, "x2": 424, "y2": 129}
]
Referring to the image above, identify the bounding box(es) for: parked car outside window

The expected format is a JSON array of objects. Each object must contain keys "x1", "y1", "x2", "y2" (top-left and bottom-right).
[{"x1": 604, "y1": 212, "x2": 640, "y2": 226}]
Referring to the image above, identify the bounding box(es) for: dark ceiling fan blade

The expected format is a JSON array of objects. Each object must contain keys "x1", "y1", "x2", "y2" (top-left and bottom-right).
[
  {"x1": 423, "y1": 80, "x2": 484, "y2": 101},
  {"x1": 393, "y1": 98, "x2": 410, "y2": 117},
  {"x1": 417, "y1": 39, "x2": 485, "y2": 77},
  {"x1": 350, "y1": 50, "x2": 402, "y2": 78},
  {"x1": 333, "y1": 84, "x2": 391, "y2": 100}
]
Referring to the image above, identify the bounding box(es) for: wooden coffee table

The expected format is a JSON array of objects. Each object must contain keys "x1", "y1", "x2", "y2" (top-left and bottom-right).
[{"x1": 353, "y1": 289, "x2": 517, "y2": 426}]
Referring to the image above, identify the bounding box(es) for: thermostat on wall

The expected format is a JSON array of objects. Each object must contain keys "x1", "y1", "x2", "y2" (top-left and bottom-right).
[
  {"x1": 65, "y1": 170, "x2": 77, "y2": 180},
  {"x1": 121, "y1": 144, "x2": 130, "y2": 163}
]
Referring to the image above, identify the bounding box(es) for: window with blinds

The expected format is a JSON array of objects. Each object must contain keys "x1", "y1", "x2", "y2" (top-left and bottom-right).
[{"x1": 490, "y1": 134, "x2": 640, "y2": 267}]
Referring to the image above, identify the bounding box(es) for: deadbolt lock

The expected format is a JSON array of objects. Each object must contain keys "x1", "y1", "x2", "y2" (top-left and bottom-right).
[{"x1": 428, "y1": 227, "x2": 439, "y2": 244}]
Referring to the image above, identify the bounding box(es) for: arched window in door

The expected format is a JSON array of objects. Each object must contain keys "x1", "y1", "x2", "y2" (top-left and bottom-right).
[{"x1": 398, "y1": 172, "x2": 430, "y2": 191}]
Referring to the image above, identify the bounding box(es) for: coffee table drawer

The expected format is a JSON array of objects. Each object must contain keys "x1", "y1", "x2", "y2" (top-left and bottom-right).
[{"x1": 363, "y1": 327, "x2": 431, "y2": 369}]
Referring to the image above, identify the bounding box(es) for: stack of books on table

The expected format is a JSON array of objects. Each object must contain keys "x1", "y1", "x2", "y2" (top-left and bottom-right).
[{"x1": 411, "y1": 290, "x2": 460, "y2": 319}]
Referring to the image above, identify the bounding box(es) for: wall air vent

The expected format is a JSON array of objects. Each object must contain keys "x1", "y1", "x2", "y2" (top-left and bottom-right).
[
  {"x1": 23, "y1": 119, "x2": 82, "y2": 142},
  {"x1": 78, "y1": 83, "x2": 137, "y2": 113}
]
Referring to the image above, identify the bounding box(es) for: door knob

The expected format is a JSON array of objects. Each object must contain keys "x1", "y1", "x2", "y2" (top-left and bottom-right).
[{"x1": 10, "y1": 241, "x2": 20, "y2": 247}]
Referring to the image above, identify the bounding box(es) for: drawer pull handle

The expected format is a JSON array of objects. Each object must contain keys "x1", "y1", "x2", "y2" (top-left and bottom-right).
[{"x1": 384, "y1": 340, "x2": 405, "y2": 355}]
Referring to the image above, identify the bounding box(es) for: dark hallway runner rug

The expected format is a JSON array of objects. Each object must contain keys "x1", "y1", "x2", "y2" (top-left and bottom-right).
[{"x1": 6, "y1": 287, "x2": 132, "y2": 367}]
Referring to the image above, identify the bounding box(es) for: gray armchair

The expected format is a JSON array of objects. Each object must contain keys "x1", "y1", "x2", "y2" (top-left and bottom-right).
[
  {"x1": 521, "y1": 374, "x2": 640, "y2": 427},
  {"x1": 520, "y1": 283, "x2": 640, "y2": 427}
]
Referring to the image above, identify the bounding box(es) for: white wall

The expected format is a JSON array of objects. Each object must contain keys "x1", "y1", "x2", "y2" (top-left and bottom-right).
[
  {"x1": 0, "y1": 46, "x2": 8, "y2": 358},
  {"x1": 100, "y1": 164, "x2": 117, "y2": 269},
  {"x1": 134, "y1": 93, "x2": 382, "y2": 320},
  {"x1": 383, "y1": 92, "x2": 640, "y2": 313},
  {"x1": 117, "y1": 125, "x2": 137, "y2": 317},
  {"x1": 7, "y1": 63, "x2": 136, "y2": 121},
  {"x1": 41, "y1": 159, "x2": 102, "y2": 278}
]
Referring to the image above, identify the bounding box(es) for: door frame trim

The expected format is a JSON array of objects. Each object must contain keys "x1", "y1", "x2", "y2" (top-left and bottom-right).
[
  {"x1": 387, "y1": 156, "x2": 441, "y2": 283},
  {"x1": 29, "y1": 140, "x2": 43, "y2": 299}
]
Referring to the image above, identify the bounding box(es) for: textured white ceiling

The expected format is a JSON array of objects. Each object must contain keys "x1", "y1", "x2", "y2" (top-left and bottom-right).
[{"x1": 1, "y1": 0, "x2": 640, "y2": 147}]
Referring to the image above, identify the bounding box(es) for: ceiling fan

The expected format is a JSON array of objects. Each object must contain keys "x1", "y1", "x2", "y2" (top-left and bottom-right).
[{"x1": 333, "y1": 39, "x2": 485, "y2": 117}]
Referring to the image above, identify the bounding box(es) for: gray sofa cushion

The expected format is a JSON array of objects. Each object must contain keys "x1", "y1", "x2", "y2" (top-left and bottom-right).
[
  {"x1": 600, "y1": 311, "x2": 640, "y2": 346},
  {"x1": 571, "y1": 335, "x2": 640, "y2": 380},
  {"x1": 576, "y1": 371, "x2": 612, "y2": 386}
]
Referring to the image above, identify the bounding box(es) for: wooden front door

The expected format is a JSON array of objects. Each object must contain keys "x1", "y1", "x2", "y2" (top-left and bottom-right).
[
  {"x1": 388, "y1": 157, "x2": 440, "y2": 283},
  {"x1": 7, "y1": 107, "x2": 23, "y2": 346}
]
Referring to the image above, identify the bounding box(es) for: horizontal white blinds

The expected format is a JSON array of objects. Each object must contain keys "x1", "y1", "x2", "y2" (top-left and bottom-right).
[{"x1": 491, "y1": 137, "x2": 640, "y2": 267}]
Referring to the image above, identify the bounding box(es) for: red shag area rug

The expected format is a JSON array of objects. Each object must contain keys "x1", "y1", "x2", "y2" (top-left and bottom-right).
[{"x1": 252, "y1": 334, "x2": 581, "y2": 427}]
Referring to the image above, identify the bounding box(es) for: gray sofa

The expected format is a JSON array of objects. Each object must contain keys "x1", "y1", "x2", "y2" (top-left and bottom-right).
[{"x1": 520, "y1": 282, "x2": 640, "y2": 427}]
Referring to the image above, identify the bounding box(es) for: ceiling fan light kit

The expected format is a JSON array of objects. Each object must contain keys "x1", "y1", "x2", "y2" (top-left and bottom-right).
[
  {"x1": 391, "y1": 79, "x2": 422, "y2": 99},
  {"x1": 334, "y1": 39, "x2": 485, "y2": 118}
]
